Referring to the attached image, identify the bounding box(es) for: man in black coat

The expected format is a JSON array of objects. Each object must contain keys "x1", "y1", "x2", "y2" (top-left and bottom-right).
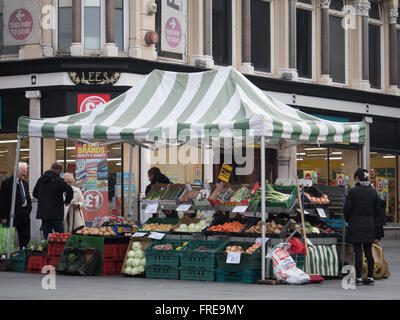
[
  {"x1": 344, "y1": 168, "x2": 382, "y2": 286},
  {"x1": 0, "y1": 162, "x2": 32, "y2": 249},
  {"x1": 145, "y1": 167, "x2": 171, "y2": 196},
  {"x1": 33, "y1": 163, "x2": 73, "y2": 240}
]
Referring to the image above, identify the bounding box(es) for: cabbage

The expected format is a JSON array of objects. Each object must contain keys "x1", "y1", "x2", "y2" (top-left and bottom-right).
[
  {"x1": 124, "y1": 266, "x2": 132, "y2": 274},
  {"x1": 126, "y1": 258, "x2": 134, "y2": 267},
  {"x1": 180, "y1": 224, "x2": 187, "y2": 229},
  {"x1": 132, "y1": 258, "x2": 141, "y2": 267},
  {"x1": 140, "y1": 258, "x2": 146, "y2": 266},
  {"x1": 127, "y1": 250, "x2": 135, "y2": 258},
  {"x1": 130, "y1": 267, "x2": 140, "y2": 275},
  {"x1": 133, "y1": 250, "x2": 144, "y2": 259},
  {"x1": 131, "y1": 242, "x2": 143, "y2": 251},
  {"x1": 137, "y1": 266, "x2": 145, "y2": 273}
]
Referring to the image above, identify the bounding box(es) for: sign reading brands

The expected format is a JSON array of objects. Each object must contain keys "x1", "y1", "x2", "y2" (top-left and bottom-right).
[
  {"x1": 69, "y1": 71, "x2": 120, "y2": 86},
  {"x1": 3, "y1": 0, "x2": 40, "y2": 46},
  {"x1": 161, "y1": 0, "x2": 187, "y2": 56}
]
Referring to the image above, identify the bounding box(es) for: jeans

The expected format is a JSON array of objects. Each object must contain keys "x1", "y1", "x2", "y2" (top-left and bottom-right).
[
  {"x1": 42, "y1": 220, "x2": 64, "y2": 240},
  {"x1": 353, "y1": 243, "x2": 374, "y2": 279}
]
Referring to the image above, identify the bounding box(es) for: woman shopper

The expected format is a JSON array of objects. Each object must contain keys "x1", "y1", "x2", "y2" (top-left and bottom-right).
[
  {"x1": 343, "y1": 168, "x2": 382, "y2": 286},
  {"x1": 63, "y1": 173, "x2": 85, "y2": 232}
]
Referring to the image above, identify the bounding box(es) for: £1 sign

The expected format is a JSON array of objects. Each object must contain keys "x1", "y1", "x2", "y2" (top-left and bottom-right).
[{"x1": 83, "y1": 190, "x2": 104, "y2": 212}]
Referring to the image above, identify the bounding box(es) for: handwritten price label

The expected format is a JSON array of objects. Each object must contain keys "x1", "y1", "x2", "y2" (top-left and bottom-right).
[{"x1": 226, "y1": 252, "x2": 241, "y2": 264}]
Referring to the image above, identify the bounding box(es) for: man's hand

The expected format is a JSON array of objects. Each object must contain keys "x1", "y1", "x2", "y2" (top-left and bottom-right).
[{"x1": 1, "y1": 218, "x2": 7, "y2": 224}]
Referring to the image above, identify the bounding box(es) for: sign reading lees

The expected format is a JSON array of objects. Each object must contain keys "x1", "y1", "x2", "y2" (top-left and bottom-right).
[{"x1": 69, "y1": 71, "x2": 120, "y2": 85}]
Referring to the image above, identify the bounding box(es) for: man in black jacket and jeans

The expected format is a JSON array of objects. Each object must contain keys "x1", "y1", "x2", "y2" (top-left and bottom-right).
[
  {"x1": 33, "y1": 163, "x2": 73, "y2": 240},
  {"x1": 0, "y1": 162, "x2": 32, "y2": 249}
]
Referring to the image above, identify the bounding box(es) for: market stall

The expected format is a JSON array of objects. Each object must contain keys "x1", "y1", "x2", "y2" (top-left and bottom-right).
[{"x1": 7, "y1": 66, "x2": 366, "y2": 281}]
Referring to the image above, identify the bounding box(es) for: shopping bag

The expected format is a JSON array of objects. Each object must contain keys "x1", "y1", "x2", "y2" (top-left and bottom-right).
[
  {"x1": 0, "y1": 224, "x2": 15, "y2": 255},
  {"x1": 374, "y1": 240, "x2": 391, "y2": 279}
]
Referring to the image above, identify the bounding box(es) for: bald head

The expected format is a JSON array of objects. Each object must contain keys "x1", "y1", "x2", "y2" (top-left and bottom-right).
[{"x1": 17, "y1": 162, "x2": 28, "y2": 180}]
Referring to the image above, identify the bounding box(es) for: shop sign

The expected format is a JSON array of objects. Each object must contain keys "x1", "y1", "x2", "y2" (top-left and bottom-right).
[
  {"x1": 218, "y1": 163, "x2": 233, "y2": 183},
  {"x1": 77, "y1": 94, "x2": 110, "y2": 113},
  {"x1": 3, "y1": 0, "x2": 40, "y2": 46},
  {"x1": 193, "y1": 164, "x2": 201, "y2": 185},
  {"x1": 161, "y1": 0, "x2": 187, "y2": 55},
  {"x1": 69, "y1": 71, "x2": 120, "y2": 86}
]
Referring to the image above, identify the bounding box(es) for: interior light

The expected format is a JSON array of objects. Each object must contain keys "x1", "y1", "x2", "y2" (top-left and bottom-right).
[
  {"x1": 326, "y1": 157, "x2": 343, "y2": 160},
  {"x1": 0, "y1": 140, "x2": 18, "y2": 144},
  {"x1": 383, "y1": 155, "x2": 395, "y2": 159},
  {"x1": 331, "y1": 152, "x2": 342, "y2": 155},
  {"x1": 304, "y1": 147, "x2": 327, "y2": 151},
  {"x1": 296, "y1": 158, "x2": 303, "y2": 161}
]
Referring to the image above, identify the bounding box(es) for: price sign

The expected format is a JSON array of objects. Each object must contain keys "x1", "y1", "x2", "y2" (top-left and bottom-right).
[
  {"x1": 226, "y1": 252, "x2": 241, "y2": 264},
  {"x1": 297, "y1": 209, "x2": 310, "y2": 215},
  {"x1": 145, "y1": 203, "x2": 159, "y2": 214},
  {"x1": 256, "y1": 237, "x2": 271, "y2": 245},
  {"x1": 176, "y1": 204, "x2": 192, "y2": 212},
  {"x1": 232, "y1": 206, "x2": 248, "y2": 213},
  {"x1": 316, "y1": 208, "x2": 327, "y2": 218},
  {"x1": 132, "y1": 232, "x2": 147, "y2": 237},
  {"x1": 149, "y1": 232, "x2": 166, "y2": 240},
  {"x1": 218, "y1": 163, "x2": 233, "y2": 183}
]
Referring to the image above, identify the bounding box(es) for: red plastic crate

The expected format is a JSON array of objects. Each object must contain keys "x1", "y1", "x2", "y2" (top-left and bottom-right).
[
  {"x1": 102, "y1": 261, "x2": 120, "y2": 276},
  {"x1": 118, "y1": 243, "x2": 129, "y2": 260},
  {"x1": 47, "y1": 257, "x2": 60, "y2": 268},
  {"x1": 47, "y1": 242, "x2": 66, "y2": 258},
  {"x1": 103, "y1": 244, "x2": 119, "y2": 261},
  {"x1": 26, "y1": 256, "x2": 47, "y2": 273}
]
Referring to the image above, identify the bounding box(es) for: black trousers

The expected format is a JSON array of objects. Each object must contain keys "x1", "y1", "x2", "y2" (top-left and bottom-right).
[
  {"x1": 353, "y1": 243, "x2": 374, "y2": 279},
  {"x1": 16, "y1": 220, "x2": 31, "y2": 249}
]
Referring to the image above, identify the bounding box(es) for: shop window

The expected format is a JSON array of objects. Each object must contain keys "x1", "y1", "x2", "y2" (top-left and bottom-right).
[
  {"x1": 369, "y1": 1, "x2": 380, "y2": 20},
  {"x1": 368, "y1": 2, "x2": 382, "y2": 89},
  {"x1": 251, "y1": 0, "x2": 271, "y2": 73},
  {"x1": 397, "y1": 28, "x2": 400, "y2": 88},
  {"x1": 297, "y1": 0, "x2": 312, "y2": 4},
  {"x1": 0, "y1": 135, "x2": 30, "y2": 181},
  {"x1": 296, "y1": 8, "x2": 312, "y2": 79},
  {"x1": 0, "y1": 1, "x2": 20, "y2": 55},
  {"x1": 329, "y1": 14, "x2": 345, "y2": 83},
  {"x1": 370, "y1": 153, "x2": 398, "y2": 223},
  {"x1": 84, "y1": 0, "x2": 101, "y2": 50},
  {"x1": 212, "y1": 0, "x2": 232, "y2": 66},
  {"x1": 328, "y1": 147, "x2": 361, "y2": 187},
  {"x1": 58, "y1": 0, "x2": 73, "y2": 53}
]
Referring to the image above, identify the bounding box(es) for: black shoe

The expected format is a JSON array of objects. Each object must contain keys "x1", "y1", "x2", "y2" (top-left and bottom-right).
[
  {"x1": 356, "y1": 278, "x2": 363, "y2": 286},
  {"x1": 363, "y1": 277, "x2": 374, "y2": 286}
]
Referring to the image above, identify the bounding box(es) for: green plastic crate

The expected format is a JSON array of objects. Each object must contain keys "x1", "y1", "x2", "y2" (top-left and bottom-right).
[
  {"x1": 138, "y1": 218, "x2": 179, "y2": 234},
  {"x1": 180, "y1": 240, "x2": 227, "y2": 269},
  {"x1": 265, "y1": 185, "x2": 298, "y2": 208},
  {"x1": 11, "y1": 251, "x2": 27, "y2": 273},
  {"x1": 180, "y1": 267, "x2": 215, "y2": 282},
  {"x1": 145, "y1": 239, "x2": 189, "y2": 267},
  {"x1": 145, "y1": 265, "x2": 179, "y2": 280},
  {"x1": 216, "y1": 241, "x2": 261, "y2": 270},
  {"x1": 215, "y1": 268, "x2": 260, "y2": 284}
]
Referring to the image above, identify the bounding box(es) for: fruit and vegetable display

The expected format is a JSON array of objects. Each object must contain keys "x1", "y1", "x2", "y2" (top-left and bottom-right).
[
  {"x1": 265, "y1": 184, "x2": 291, "y2": 203},
  {"x1": 225, "y1": 243, "x2": 260, "y2": 254},
  {"x1": 123, "y1": 241, "x2": 146, "y2": 276},
  {"x1": 207, "y1": 221, "x2": 247, "y2": 233},
  {"x1": 162, "y1": 187, "x2": 185, "y2": 200},
  {"x1": 152, "y1": 243, "x2": 174, "y2": 251},
  {"x1": 315, "y1": 222, "x2": 336, "y2": 234},
  {"x1": 26, "y1": 240, "x2": 48, "y2": 252},
  {"x1": 48, "y1": 233, "x2": 71, "y2": 243},
  {"x1": 174, "y1": 218, "x2": 213, "y2": 233},
  {"x1": 304, "y1": 193, "x2": 330, "y2": 205},
  {"x1": 196, "y1": 189, "x2": 212, "y2": 201},
  {"x1": 75, "y1": 227, "x2": 117, "y2": 236},
  {"x1": 175, "y1": 241, "x2": 189, "y2": 251},
  {"x1": 304, "y1": 222, "x2": 321, "y2": 235},
  {"x1": 217, "y1": 188, "x2": 235, "y2": 202},
  {"x1": 244, "y1": 220, "x2": 284, "y2": 235},
  {"x1": 140, "y1": 223, "x2": 175, "y2": 232},
  {"x1": 245, "y1": 243, "x2": 261, "y2": 254},
  {"x1": 146, "y1": 187, "x2": 167, "y2": 200},
  {"x1": 230, "y1": 186, "x2": 251, "y2": 202}
]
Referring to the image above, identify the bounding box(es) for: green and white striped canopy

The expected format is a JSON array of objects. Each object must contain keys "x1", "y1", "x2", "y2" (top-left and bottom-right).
[{"x1": 18, "y1": 67, "x2": 366, "y2": 146}]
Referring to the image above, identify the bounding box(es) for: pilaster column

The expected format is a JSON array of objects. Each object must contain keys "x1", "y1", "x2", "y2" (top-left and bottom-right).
[
  {"x1": 320, "y1": 0, "x2": 332, "y2": 85},
  {"x1": 240, "y1": 0, "x2": 254, "y2": 74},
  {"x1": 104, "y1": 0, "x2": 118, "y2": 56},
  {"x1": 70, "y1": 0, "x2": 83, "y2": 56},
  {"x1": 350, "y1": 0, "x2": 371, "y2": 90},
  {"x1": 25, "y1": 91, "x2": 41, "y2": 194},
  {"x1": 388, "y1": 9, "x2": 399, "y2": 91},
  {"x1": 200, "y1": 0, "x2": 214, "y2": 67}
]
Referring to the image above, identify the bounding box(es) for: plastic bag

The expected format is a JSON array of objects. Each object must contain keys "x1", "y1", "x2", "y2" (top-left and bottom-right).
[
  {"x1": 270, "y1": 243, "x2": 310, "y2": 285},
  {"x1": 287, "y1": 237, "x2": 306, "y2": 255}
]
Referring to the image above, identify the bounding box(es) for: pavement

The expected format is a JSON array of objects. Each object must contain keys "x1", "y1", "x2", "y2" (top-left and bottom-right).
[{"x1": 0, "y1": 240, "x2": 399, "y2": 301}]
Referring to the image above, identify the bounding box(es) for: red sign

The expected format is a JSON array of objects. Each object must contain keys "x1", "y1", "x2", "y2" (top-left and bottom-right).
[
  {"x1": 77, "y1": 94, "x2": 110, "y2": 113},
  {"x1": 8, "y1": 9, "x2": 33, "y2": 41},
  {"x1": 83, "y1": 190, "x2": 104, "y2": 212},
  {"x1": 376, "y1": 178, "x2": 384, "y2": 193}
]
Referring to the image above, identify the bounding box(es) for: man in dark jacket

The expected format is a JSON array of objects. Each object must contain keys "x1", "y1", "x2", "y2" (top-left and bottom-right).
[
  {"x1": 344, "y1": 168, "x2": 382, "y2": 286},
  {"x1": 33, "y1": 163, "x2": 73, "y2": 240},
  {"x1": 0, "y1": 162, "x2": 32, "y2": 249},
  {"x1": 145, "y1": 167, "x2": 171, "y2": 196}
]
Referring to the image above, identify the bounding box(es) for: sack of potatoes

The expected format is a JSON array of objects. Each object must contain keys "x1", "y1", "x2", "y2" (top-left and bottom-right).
[{"x1": 75, "y1": 227, "x2": 117, "y2": 236}]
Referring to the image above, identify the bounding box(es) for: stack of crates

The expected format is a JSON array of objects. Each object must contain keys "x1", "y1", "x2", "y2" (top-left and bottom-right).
[
  {"x1": 144, "y1": 239, "x2": 189, "y2": 280},
  {"x1": 101, "y1": 240, "x2": 129, "y2": 276},
  {"x1": 179, "y1": 240, "x2": 226, "y2": 282},
  {"x1": 26, "y1": 255, "x2": 47, "y2": 273},
  {"x1": 46, "y1": 241, "x2": 66, "y2": 268}
]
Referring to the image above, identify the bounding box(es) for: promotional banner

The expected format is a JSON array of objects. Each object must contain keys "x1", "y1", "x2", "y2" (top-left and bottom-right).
[
  {"x1": 376, "y1": 176, "x2": 389, "y2": 213},
  {"x1": 161, "y1": 0, "x2": 187, "y2": 55},
  {"x1": 336, "y1": 174, "x2": 349, "y2": 186},
  {"x1": 304, "y1": 171, "x2": 318, "y2": 184},
  {"x1": 2, "y1": 0, "x2": 40, "y2": 46},
  {"x1": 76, "y1": 94, "x2": 111, "y2": 221},
  {"x1": 75, "y1": 144, "x2": 109, "y2": 221}
]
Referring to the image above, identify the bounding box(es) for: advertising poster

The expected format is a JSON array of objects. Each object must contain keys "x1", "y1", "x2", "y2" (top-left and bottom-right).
[
  {"x1": 336, "y1": 174, "x2": 349, "y2": 186},
  {"x1": 161, "y1": 0, "x2": 187, "y2": 55},
  {"x1": 75, "y1": 144, "x2": 109, "y2": 221},
  {"x1": 304, "y1": 171, "x2": 318, "y2": 184},
  {"x1": 76, "y1": 94, "x2": 111, "y2": 221},
  {"x1": 376, "y1": 176, "x2": 389, "y2": 213}
]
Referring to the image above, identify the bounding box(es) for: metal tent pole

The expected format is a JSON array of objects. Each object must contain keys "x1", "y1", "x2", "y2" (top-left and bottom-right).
[
  {"x1": 127, "y1": 144, "x2": 134, "y2": 218},
  {"x1": 261, "y1": 136, "x2": 266, "y2": 280},
  {"x1": 7, "y1": 136, "x2": 22, "y2": 258}
]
